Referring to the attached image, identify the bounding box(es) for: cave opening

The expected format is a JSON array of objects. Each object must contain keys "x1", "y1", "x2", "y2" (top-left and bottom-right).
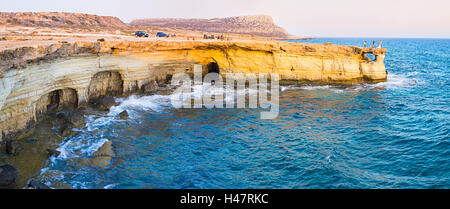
[
  {"x1": 207, "y1": 62, "x2": 220, "y2": 74},
  {"x1": 363, "y1": 52, "x2": 377, "y2": 62},
  {"x1": 44, "y1": 88, "x2": 78, "y2": 112}
]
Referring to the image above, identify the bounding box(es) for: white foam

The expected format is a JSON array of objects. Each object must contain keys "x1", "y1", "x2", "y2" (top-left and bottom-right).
[
  {"x1": 278, "y1": 73, "x2": 418, "y2": 93},
  {"x1": 279, "y1": 85, "x2": 343, "y2": 93},
  {"x1": 104, "y1": 183, "x2": 118, "y2": 189},
  {"x1": 86, "y1": 115, "x2": 115, "y2": 131},
  {"x1": 170, "y1": 83, "x2": 265, "y2": 105},
  {"x1": 109, "y1": 94, "x2": 170, "y2": 116},
  {"x1": 369, "y1": 73, "x2": 418, "y2": 89},
  {"x1": 299, "y1": 85, "x2": 333, "y2": 90},
  {"x1": 56, "y1": 137, "x2": 109, "y2": 159}
]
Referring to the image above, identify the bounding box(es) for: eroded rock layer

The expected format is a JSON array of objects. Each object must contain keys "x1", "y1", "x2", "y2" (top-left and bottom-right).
[{"x1": 0, "y1": 40, "x2": 387, "y2": 141}]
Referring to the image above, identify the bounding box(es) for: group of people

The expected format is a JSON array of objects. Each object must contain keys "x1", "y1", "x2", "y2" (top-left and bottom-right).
[
  {"x1": 203, "y1": 34, "x2": 230, "y2": 41},
  {"x1": 364, "y1": 40, "x2": 383, "y2": 48}
]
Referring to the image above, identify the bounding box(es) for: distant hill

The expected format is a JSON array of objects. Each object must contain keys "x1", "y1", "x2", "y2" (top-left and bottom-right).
[
  {"x1": 0, "y1": 12, "x2": 304, "y2": 39},
  {"x1": 0, "y1": 12, "x2": 126, "y2": 27},
  {"x1": 130, "y1": 15, "x2": 294, "y2": 38}
]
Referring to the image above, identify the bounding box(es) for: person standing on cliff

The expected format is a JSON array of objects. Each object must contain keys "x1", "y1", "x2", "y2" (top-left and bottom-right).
[
  {"x1": 364, "y1": 41, "x2": 367, "y2": 47},
  {"x1": 372, "y1": 40, "x2": 376, "y2": 47},
  {"x1": 378, "y1": 40, "x2": 383, "y2": 48}
]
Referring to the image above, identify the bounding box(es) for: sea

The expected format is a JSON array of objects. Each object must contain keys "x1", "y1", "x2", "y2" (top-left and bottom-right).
[{"x1": 37, "y1": 38, "x2": 450, "y2": 189}]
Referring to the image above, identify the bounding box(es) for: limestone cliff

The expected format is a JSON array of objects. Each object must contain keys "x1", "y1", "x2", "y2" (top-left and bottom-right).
[
  {"x1": 130, "y1": 15, "x2": 294, "y2": 38},
  {"x1": 0, "y1": 40, "x2": 387, "y2": 141}
]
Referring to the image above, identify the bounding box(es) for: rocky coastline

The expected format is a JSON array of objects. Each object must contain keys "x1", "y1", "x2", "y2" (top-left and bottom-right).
[{"x1": 0, "y1": 38, "x2": 387, "y2": 188}]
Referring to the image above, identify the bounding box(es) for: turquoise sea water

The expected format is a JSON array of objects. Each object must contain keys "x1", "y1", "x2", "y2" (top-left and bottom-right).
[{"x1": 40, "y1": 38, "x2": 449, "y2": 189}]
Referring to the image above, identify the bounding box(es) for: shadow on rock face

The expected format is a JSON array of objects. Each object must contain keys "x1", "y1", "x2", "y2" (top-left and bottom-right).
[
  {"x1": 0, "y1": 110, "x2": 83, "y2": 188},
  {"x1": 0, "y1": 164, "x2": 18, "y2": 189},
  {"x1": 66, "y1": 111, "x2": 86, "y2": 128},
  {"x1": 4, "y1": 140, "x2": 23, "y2": 156},
  {"x1": 89, "y1": 96, "x2": 117, "y2": 111}
]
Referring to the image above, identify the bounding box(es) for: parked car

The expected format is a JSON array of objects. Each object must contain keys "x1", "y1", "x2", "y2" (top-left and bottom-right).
[
  {"x1": 135, "y1": 31, "x2": 149, "y2": 37},
  {"x1": 156, "y1": 32, "x2": 169, "y2": 37}
]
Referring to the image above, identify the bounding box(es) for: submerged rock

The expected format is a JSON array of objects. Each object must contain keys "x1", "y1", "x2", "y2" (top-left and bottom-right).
[
  {"x1": 0, "y1": 164, "x2": 18, "y2": 189},
  {"x1": 52, "y1": 110, "x2": 85, "y2": 138},
  {"x1": 5, "y1": 140, "x2": 22, "y2": 156},
  {"x1": 50, "y1": 182, "x2": 73, "y2": 189},
  {"x1": 81, "y1": 141, "x2": 115, "y2": 168},
  {"x1": 35, "y1": 169, "x2": 64, "y2": 184},
  {"x1": 93, "y1": 141, "x2": 114, "y2": 157},
  {"x1": 59, "y1": 124, "x2": 79, "y2": 137},
  {"x1": 49, "y1": 113, "x2": 67, "y2": 126},
  {"x1": 118, "y1": 110, "x2": 128, "y2": 119},
  {"x1": 56, "y1": 113, "x2": 66, "y2": 120},
  {"x1": 26, "y1": 138, "x2": 39, "y2": 144},
  {"x1": 89, "y1": 96, "x2": 117, "y2": 111},
  {"x1": 66, "y1": 111, "x2": 85, "y2": 128},
  {"x1": 89, "y1": 156, "x2": 112, "y2": 168},
  {"x1": 55, "y1": 111, "x2": 86, "y2": 129}
]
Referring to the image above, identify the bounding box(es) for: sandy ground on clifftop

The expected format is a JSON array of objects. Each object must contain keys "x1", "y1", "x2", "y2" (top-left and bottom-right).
[{"x1": 0, "y1": 25, "x2": 298, "y2": 51}]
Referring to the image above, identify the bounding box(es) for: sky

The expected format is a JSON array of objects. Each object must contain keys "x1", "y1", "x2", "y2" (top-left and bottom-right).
[{"x1": 1, "y1": 0, "x2": 449, "y2": 38}]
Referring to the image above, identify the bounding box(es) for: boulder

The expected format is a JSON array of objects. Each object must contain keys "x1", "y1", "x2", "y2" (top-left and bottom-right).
[
  {"x1": 89, "y1": 96, "x2": 117, "y2": 111},
  {"x1": 47, "y1": 149, "x2": 61, "y2": 158},
  {"x1": 118, "y1": 110, "x2": 128, "y2": 119},
  {"x1": 0, "y1": 164, "x2": 18, "y2": 189},
  {"x1": 89, "y1": 141, "x2": 114, "y2": 168}
]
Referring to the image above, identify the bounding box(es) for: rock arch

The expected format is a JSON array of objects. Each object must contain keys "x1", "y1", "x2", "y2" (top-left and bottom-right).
[{"x1": 363, "y1": 52, "x2": 377, "y2": 62}]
